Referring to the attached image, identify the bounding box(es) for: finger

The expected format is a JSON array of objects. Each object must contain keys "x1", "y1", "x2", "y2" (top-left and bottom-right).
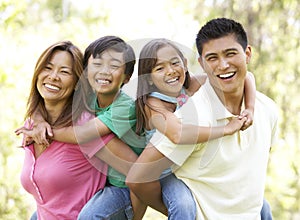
[{"x1": 46, "y1": 126, "x2": 53, "y2": 137}]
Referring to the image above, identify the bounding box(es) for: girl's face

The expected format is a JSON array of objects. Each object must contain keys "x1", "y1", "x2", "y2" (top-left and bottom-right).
[
  {"x1": 87, "y1": 49, "x2": 129, "y2": 96},
  {"x1": 37, "y1": 50, "x2": 76, "y2": 106},
  {"x1": 150, "y1": 45, "x2": 186, "y2": 97}
]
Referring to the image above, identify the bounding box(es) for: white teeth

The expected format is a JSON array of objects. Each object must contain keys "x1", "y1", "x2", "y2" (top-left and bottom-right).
[
  {"x1": 45, "y1": 84, "x2": 60, "y2": 91},
  {"x1": 218, "y1": 72, "x2": 235, "y2": 79},
  {"x1": 96, "y1": 79, "x2": 110, "y2": 84},
  {"x1": 166, "y1": 78, "x2": 178, "y2": 83}
]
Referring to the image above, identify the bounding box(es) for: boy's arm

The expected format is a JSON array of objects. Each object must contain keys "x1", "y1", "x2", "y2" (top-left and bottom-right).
[
  {"x1": 241, "y1": 71, "x2": 256, "y2": 130},
  {"x1": 52, "y1": 117, "x2": 111, "y2": 144},
  {"x1": 14, "y1": 110, "x2": 52, "y2": 146}
]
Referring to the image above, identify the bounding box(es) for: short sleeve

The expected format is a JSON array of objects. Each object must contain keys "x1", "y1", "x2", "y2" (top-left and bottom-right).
[
  {"x1": 97, "y1": 93, "x2": 137, "y2": 138},
  {"x1": 150, "y1": 130, "x2": 196, "y2": 166}
]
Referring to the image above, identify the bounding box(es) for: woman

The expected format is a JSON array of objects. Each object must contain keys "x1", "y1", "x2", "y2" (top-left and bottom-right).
[{"x1": 17, "y1": 41, "x2": 115, "y2": 219}]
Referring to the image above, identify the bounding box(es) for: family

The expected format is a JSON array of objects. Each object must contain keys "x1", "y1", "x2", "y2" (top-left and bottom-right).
[{"x1": 15, "y1": 17, "x2": 278, "y2": 220}]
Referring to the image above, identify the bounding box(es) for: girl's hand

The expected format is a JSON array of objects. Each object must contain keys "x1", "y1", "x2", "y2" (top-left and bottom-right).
[
  {"x1": 239, "y1": 108, "x2": 254, "y2": 130},
  {"x1": 15, "y1": 121, "x2": 53, "y2": 146},
  {"x1": 224, "y1": 116, "x2": 247, "y2": 135}
]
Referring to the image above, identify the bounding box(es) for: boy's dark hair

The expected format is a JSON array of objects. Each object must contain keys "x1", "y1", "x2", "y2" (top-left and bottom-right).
[
  {"x1": 196, "y1": 17, "x2": 248, "y2": 56},
  {"x1": 76, "y1": 36, "x2": 136, "y2": 113},
  {"x1": 83, "y1": 35, "x2": 136, "y2": 77}
]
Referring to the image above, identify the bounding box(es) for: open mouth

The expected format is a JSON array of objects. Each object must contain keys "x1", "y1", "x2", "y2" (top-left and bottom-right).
[
  {"x1": 217, "y1": 72, "x2": 236, "y2": 79},
  {"x1": 44, "y1": 83, "x2": 60, "y2": 91},
  {"x1": 166, "y1": 77, "x2": 179, "y2": 84},
  {"x1": 96, "y1": 79, "x2": 111, "y2": 85}
]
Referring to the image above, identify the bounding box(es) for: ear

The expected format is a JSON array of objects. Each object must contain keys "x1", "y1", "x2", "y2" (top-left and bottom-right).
[
  {"x1": 245, "y1": 45, "x2": 252, "y2": 64},
  {"x1": 183, "y1": 58, "x2": 188, "y2": 72},
  {"x1": 198, "y1": 56, "x2": 204, "y2": 68},
  {"x1": 123, "y1": 75, "x2": 130, "y2": 85}
]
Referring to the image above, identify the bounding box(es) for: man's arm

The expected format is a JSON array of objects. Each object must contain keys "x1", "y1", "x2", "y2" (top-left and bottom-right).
[{"x1": 126, "y1": 143, "x2": 173, "y2": 216}]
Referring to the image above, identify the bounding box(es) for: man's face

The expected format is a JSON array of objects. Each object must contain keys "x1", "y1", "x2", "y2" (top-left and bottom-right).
[{"x1": 198, "y1": 34, "x2": 251, "y2": 96}]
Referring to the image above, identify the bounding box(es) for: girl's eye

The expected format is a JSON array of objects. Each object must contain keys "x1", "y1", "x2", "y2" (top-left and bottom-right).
[
  {"x1": 153, "y1": 66, "x2": 163, "y2": 72},
  {"x1": 45, "y1": 66, "x2": 52, "y2": 70},
  {"x1": 172, "y1": 61, "x2": 180, "y2": 66}
]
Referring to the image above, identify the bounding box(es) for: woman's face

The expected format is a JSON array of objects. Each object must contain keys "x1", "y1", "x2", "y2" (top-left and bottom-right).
[
  {"x1": 37, "y1": 50, "x2": 76, "y2": 106},
  {"x1": 150, "y1": 45, "x2": 186, "y2": 97}
]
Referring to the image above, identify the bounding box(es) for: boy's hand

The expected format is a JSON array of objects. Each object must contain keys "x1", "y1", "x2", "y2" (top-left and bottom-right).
[
  {"x1": 239, "y1": 109, "x2": 254, "y2": 130},
  {"x1": 15, "y1": 121, "x2": 53, "y2": 146}
]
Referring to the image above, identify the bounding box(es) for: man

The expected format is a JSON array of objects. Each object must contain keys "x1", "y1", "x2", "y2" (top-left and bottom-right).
[{"x1": 127, "y1": 18, "x2": 278, "y2": 220}]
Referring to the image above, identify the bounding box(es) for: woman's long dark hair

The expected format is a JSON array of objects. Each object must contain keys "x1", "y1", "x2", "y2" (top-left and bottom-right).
[{"x1": 25, "y1": 41, "x2": 84, "y2": 127}]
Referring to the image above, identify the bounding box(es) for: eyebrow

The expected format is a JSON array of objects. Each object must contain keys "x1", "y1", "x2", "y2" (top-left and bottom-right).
[{"x1": 204, "y1": 48, "x2": 238, "y2": 59}]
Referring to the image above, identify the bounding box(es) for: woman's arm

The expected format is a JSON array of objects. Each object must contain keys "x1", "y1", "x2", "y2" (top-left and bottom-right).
[{"x1": 148, "y1": 98, "x2": 247, "y2": 145}]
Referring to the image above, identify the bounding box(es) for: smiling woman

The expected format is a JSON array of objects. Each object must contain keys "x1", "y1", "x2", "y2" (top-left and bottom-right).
[{"x1": 15, "y1": 41, "x2": 111, "y2": 220}]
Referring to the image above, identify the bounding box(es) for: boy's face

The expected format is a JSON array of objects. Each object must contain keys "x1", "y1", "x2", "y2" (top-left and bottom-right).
[
  {"x1": 87, "y1": 49, "x2": 129, "y2": 96},
  {"x1": 198, "y1": 34, "x2": 251, "y2": 95}
]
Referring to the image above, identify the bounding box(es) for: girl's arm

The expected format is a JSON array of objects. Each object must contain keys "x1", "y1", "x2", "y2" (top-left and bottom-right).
[
  {"x1": 148, "y1": 98, "x2": 246, "y2": 145},
  {"x1": 187, "y1": 73, "x2": 207, "y2": 95},
  {"x1": 52, "y1": 118, "x2": 111, "y2": 144},
  {"x1": 241, "y1": 71, "x2": 256, "y2": 130}
]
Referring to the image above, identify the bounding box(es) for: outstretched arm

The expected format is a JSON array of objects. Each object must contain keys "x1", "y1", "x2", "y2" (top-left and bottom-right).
[
  {"x1": 148, "y1": 98, "x2": 247, "y2": 145},
  {"x1": 52, "y1": 117, "x2": 111, "y2": 144}
]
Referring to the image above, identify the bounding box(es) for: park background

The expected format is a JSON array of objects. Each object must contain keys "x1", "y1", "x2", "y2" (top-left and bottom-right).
[{"x1": 0, "y1": 0, "x2": 299, "y2": 219}]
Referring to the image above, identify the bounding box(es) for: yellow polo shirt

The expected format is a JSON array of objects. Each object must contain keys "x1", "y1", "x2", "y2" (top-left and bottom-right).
[{"x1": 152, "y1": 81, "x2": 278, "y2": 220}]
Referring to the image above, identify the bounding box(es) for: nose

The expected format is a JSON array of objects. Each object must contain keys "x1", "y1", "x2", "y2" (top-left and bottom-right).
[
  {"x1": 218, "y1": 58, "x2": 229, "y2": 70},
  {"x1": 48, "y1": 70, "x2": 59, "y2": 80},
  {"x1": 100, "y1": 64, "x2": 111, "y2": 74},
  {"x1": 166, "y1": 64, "x2": 175, "y2": 75}
]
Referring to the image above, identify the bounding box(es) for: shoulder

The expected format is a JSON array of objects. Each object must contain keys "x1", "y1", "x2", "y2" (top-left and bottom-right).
[
  {"x1": 256, "y1": 91, "x2": 279, "y2": 122},
  {"x1": 76, "y1": 111, "x2": 95, "y2": 125}
]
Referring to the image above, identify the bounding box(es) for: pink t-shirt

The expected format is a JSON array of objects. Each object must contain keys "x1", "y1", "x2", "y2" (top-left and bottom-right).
[{"x1": 20, "y1": 112, "x2": 114, "y2": 220}]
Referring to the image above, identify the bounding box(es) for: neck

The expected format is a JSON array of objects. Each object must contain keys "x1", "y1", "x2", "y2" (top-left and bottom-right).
[
  {"x1": 44, "y1": 101, "x2": 66, "y2": 124},
  {"x1": 97, "y1": 91, "x2": 120, "y2": 108},
  {"x1": 214, "y1": 87, "x2": 244, "y2": 115}
]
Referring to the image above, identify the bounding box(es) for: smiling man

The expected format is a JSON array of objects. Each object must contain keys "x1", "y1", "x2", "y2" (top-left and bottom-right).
[{"x1": 127, "y1": 18, "x2": 278, "y2": 220}]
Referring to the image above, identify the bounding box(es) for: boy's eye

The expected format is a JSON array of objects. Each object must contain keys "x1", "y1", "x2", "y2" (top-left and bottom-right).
[
  {"x1": 61, "y1": 70, "x2": 71, "y2": 75},
  {"x1": 110, "y1": 65, "x2": 120, "y2": 69}
]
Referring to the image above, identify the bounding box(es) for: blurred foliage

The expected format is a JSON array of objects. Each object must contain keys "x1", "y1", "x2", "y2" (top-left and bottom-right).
[{"x1": 0, "y1": 0, "x2": 299, "y2": 219}]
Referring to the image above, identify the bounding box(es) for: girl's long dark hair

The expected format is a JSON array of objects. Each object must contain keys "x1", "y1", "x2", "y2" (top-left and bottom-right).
[{"x1": 135, "y1": 38, "x2": 191, "y2": 134}]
